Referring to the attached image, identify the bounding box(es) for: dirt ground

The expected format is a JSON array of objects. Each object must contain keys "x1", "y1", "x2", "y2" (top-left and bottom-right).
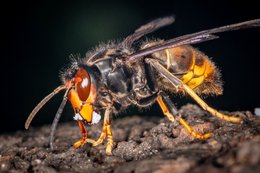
[{"x1": 1, "y1": 104, "x2": 260, "y2": 173}]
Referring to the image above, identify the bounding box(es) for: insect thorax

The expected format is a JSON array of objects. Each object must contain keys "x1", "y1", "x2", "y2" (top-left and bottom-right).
[{"x1": 78, "y1": 45, "x2": 158, "y2": 113}]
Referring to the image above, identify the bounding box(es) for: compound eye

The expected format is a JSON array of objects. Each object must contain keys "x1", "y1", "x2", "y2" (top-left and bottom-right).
[{"x1": 75, "y1": 68, "x2": 91, "y2": 101}]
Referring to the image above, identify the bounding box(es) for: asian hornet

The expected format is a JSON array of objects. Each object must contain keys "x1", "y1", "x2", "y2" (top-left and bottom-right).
[{"x1": 25, "y1": 16, "x2": 260, "y2": 155}]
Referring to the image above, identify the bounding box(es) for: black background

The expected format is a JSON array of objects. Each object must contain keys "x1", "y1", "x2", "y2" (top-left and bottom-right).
[{"x1": 1, "y1": 0, "x2": 260, "y2": 133}]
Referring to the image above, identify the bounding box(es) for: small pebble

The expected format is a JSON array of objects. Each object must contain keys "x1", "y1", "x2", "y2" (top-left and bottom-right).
[{"x1": 254, "y1": 108, "x2": 260, "y2": 116}]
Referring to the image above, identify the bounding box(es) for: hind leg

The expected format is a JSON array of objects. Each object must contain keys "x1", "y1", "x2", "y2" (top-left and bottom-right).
[
  {"x1": 147, "y1": 58, "x2": 241, "y2": 123},
  {"x1": 157, "y1": 93, "x2": 212, "y2": 139}
]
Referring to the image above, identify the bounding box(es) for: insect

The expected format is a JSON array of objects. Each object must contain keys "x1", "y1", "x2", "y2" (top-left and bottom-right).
[{"x1": 25, "y1": 16, "x2": 260, "y2": 155}]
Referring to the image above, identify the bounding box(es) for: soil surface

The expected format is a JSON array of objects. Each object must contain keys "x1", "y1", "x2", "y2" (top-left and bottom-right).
[{"x1": 1, "y1": 104, "x2": 260, "y2": 173}]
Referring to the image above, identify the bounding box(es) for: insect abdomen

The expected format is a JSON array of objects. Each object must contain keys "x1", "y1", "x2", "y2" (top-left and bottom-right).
[{"x1": 147, "y1": 43, "x2": 223, "y2": 95}]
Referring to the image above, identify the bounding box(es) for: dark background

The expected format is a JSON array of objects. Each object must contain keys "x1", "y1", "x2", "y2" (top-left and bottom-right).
[{"x1": 1, "y1": 0, "x2": 260, "y2": 133}]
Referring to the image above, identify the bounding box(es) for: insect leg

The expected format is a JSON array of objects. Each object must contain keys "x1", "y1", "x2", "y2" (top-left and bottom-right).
[
  {"x1": 157, "y1": 94, "x2": 176, "y2": 122},
  {"x1": 147, "y1": 58, "x2": 241, "y2": 123},
  {"x1": 182, "y1": 84, "x2": 241, "y2": 122},
  {"x1": 73, "y1": 121, "x2": 95, "y2": 148},
  {"x1": 93, "y1": 108, "x2": 113, "y2": 155},
  {"x1": 158, "y1": 93, "x2": 212, "y2": 139}
]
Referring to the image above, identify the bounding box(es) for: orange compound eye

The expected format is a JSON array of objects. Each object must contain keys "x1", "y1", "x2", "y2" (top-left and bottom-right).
[{"x1": 75, "y1": 68, "x2": 91, "y2": 101}]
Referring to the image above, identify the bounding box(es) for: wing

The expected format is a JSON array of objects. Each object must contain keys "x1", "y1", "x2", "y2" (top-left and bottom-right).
[
  {"x1": 127, "y1": 19, "x2": 260, "y2": 62},
  {"x1": 122, "y1": 16, "x2": 175, "y2": 47}
]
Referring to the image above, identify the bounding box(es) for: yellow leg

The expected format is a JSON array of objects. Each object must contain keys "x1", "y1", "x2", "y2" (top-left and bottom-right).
[
  {"x1": 106, "y1": 125, "x2": 113, "y2": 155},
  {"x1": 157, "y1": 96, "x2": 212, "y2": 139},
  {"x1": 157, "y1": 96, "x2": 175, "y2": 122},
  {"x1": 92, "y1": 125, "x2": 107, "y2": 146},
  {"x1": 93, "y1": 109, "x2": 113, "y2": 155},
  {"x1": 73, "y1": 121, "x2": 95, "y2": 148},
  {"x1": 182, "y1": 84, "x2": 241, "y2": 123},
  {"x1": 178, "y1": 117, "x2": 212, "y2": 139}
]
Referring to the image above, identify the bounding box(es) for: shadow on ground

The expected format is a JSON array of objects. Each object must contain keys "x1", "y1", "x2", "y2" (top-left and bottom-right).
[{"x1": 1, "y1": 104, "x2": 260, "y2": 173}]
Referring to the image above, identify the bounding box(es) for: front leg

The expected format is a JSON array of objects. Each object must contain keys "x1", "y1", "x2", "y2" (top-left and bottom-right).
[
  {"x1": 73, "y1": 121, "x2": 95, "y2": 148},
  {"x1": 93, "y1": 108, "x2": 114, "y2": 155}
]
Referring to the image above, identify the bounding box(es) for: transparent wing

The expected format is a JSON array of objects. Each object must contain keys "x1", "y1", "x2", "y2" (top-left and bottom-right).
[
  {"x1": 122, "y1": 16, "x2": 175, "y2": 46},
  {"x1": 128, "y1": 19, "x2": 260, "y2": 62}
]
